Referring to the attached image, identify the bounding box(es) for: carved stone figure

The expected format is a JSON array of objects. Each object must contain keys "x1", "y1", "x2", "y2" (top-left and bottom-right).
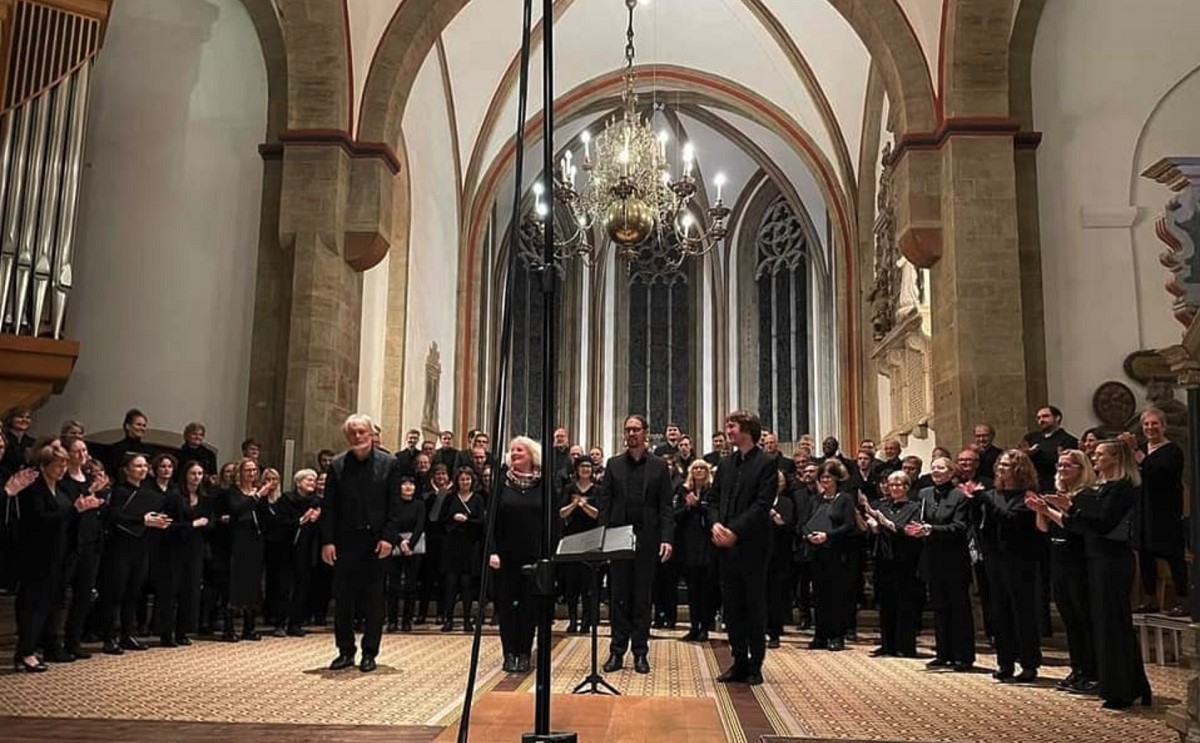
[
  {"x1": 422, "y1": 342, "x2": 441, "y2": 433},
  {"x1": 869, "y1": 142, "x2": 900, "y2": 341}
]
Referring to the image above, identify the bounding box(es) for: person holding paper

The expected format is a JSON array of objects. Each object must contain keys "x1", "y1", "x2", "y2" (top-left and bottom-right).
[{"x1": 386, "y1": 475, "x2": 426, "y2": 633}]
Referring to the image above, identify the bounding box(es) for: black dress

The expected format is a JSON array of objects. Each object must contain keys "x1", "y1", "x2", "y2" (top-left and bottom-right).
[
  {"x1": 226, "y1": 489, "x2": 267, "y2": 609},
  {"x1": 14, "y1": 477, "x2": 73, "y2": 658},
  {"x1": 1134, "y1": 441, "x2": 1187, "y2": 600},
  {"x1": 440, "y1": 491, "x2": 485, "y2": 624},
  {"x1": 102, "y1": 481, "x2": 165, "y2": 641},
  {"x1": 1065, "y1": 479, "x2": 1151, "y2": 707},
  {"x1": 560, "y1": 482, "x2": 599, "y2": 628},
  {"x1": 491, "y1": 474, "x2": 553, "y2": 657},
  {"x1": 802, "y1": 491, "x2": 857, "y2": 645},
  {"x1": 158, "y1": 490, "x2": 212, "y2": 637}
]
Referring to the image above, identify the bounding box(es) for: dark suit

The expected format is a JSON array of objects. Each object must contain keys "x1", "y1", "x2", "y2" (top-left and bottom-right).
[
  {"x1": 918, "y1": 482, "x2": 975, "y2": 665},
  {"x1": 598, "y1": 450, "x2": 674, "y2": 658},
  {"x1": 320, "y1": 449, "x2": 402, "y2": 658},
  {"x1": 712, "y1": 446, "x2": 776, "y2": 673}
]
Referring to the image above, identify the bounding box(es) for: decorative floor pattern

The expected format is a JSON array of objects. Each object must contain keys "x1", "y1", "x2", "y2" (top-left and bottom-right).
[
  {"x1": 0, "y1": 631, "x2": 505, "y2": 727},
  {"x1": 761, "y1": 634, "x2": 1192, "y2": 743}
]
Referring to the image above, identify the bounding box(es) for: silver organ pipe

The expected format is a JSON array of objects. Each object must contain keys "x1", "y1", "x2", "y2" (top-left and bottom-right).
[{"x1": 0, "y1": 0, "x2": 100, "y2": 338}]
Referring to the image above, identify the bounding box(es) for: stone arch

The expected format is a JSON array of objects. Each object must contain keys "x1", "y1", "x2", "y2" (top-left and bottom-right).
[
  {"x1": 452, "y1": 66, "x2": 861, "y2": 438},
  {"x1": 236, "y1": 0, "x2": 289, "y2": 139},
  {"x1": 940, "y1": 0, "x2": 1018, "y2": 118},
  {"x1": 272, "y1": 0, "x2": 352, "y2": 131}
]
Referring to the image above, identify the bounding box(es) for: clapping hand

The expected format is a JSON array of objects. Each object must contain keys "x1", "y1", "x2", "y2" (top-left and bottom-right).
[
  {"x1": 904, "y1": 521, "x2": 929, "y2": 539},
  {"x1": 4, "y1": 468, "x2": 37, "y2": 496},
  {"x1": 1043, "y1": 493, "x2": 1072, "y2": 511},
  {"x1": 375, "y1": 540, "x2": 392, "y2": 559},
  {"x1": 685, "y1": 490, "x2": 700, "y2": 508},
  {"x1": 711, "y1": 522, "x2": 737, "y2": 548},
  {"x1": 807, "y1": 531, "x2": 828, "y2": 545},
  {"x1": 453, "y1": 512, "x2": 468, "y2": 523},
  {"x1": 1024, "y1": 492, "x2": 1047, "y2": 513}
]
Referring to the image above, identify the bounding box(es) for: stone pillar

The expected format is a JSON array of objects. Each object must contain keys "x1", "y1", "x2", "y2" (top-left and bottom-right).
[{"x1": 930, "y1": 135, "x2": 1028, "y2": 447}]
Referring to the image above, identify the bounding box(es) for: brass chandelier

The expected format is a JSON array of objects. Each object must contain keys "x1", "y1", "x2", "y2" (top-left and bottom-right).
[{"x1": 527, "y1": 0, "x2": 730, "y2": 267}]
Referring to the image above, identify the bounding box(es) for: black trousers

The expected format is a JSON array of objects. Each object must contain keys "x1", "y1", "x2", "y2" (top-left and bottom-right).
[
  {"x1": 333, "y1": 537, "x2": 386, "y2": 657},
  {"x1": 609, "y1": 544, "x2": 656, "y2": 657},
  {"x1": 987, "y1": 556, "x2": 1042, "y2": 671},
  {"x1": 157, "y1": 541, "x2": 204, "y2": 636},
  {"x1": 793, "y1": 560, "x2": 814, "y2": 621},
  {"x1": 875, "y1": 559, "x2": 921, "y2": 655},
  {"x1": 684, "y1": 565, "x2": 715, "y2": 632},
  {"x1": 441, "y1": 571, "x2": 475, "y2": 623},
  {"x1": 289, "y1": 539, "x2": 316, "y2": 629},
  {"x1": 495, "y1": 558, "x2": 537, "y2": 656},
  {"x1": 264, "y1": 540, "x2": 293, "y2": 628},
  {"x1": 559, "y1": 562, "x2": 591, "y2": 625},
  {"x1": 652, "y1": 558, "x2": 679, "y2": 625},
  {"x1": 718, "y1": 548, "x2": 768, "y2": 671},
  {"x1": 417, "y1": 533, "x2": 443, "y2": 619},
  {"x1": 386, "y1": 555, "x2": 423, "y2": 624},
  {"x1": 58, "y1": 545, "x2": 102, "y2": 648},
  {"x1": 973, "y1": 558, "x2": 992, "y2": 638},
  {"x1": 812, "y1": 548, "x2": 854, "y2": 641},
  {"x1": 1139, "y1": 548, "x2": 1189, "y2": 601},
  {"x1": 766, "y1": 560, "x2": 793, "y2": 638},
  {"x1": 102, "y1": 536, "x2": 149, "y2": 640},
  {"x1": 16, "y1": 567, "x2": 62, "y2": 657},
  {"x1": 1051, "y1": 548, "x2": 1094, "y2": 678},
  {"x1": 928, "y1": 569, "x2": 975, "y2": 664}
]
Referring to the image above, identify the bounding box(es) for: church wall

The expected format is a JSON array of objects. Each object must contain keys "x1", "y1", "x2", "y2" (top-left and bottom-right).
[
  {"x1": 400, "y1": 53, "x2": 460, "y2": 435},
  {"x1": 357, "y1": 254, "x2": 391, "y2": 424},
  {"x1": 1031, "y1": 0, "x2": 1200, "y2": 433},
  {"x1": 36, "y1": 0, "x2": 267, "y2": 458}
]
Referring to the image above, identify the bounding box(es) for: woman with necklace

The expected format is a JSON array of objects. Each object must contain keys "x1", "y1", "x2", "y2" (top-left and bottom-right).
[
  {"x1": 223, "y1": 458, "x2": 275, "y2": 642},
  {"x1": 440, "y1": 467, "x2": 485, "y2": 633},
  {"x1": 1128, "y1": 408, "x2": 1187, "y2": 615},
  {"x1": 1029, "y1": 440, "x2": 1151, "y2": 709},
  {"x1": 489, "y1": 436, "x2": 553, "y2": 673},
  {"x1": 386, "y1": 475, "x2": 426, "y2": 632}
]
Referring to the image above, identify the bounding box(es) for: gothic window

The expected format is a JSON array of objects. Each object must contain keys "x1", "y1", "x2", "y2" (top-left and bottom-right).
[
  {"x1": 507, "y1": 238, "x2": 546, "y2": 436},
  {"x1": 755, "y1": 197, "x2": 809, "y2": 441},
  {"x1": 627, "y1": 233, "x2": 690, "y2": 432}
]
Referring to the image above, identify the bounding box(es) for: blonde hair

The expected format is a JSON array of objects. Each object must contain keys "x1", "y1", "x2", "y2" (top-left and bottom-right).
[
  {"x1": 684, "y1": 459, "x2": 712, "y2": 490},
  {"x1": 1054, "y1": 450, "x2": 1096, "y2": 494},
  {"x1": 1096, "y1": 440, "x2": 1142, "y2": 487},
  {"x1": 505, "y1": 435, "x2": 542, "y2": 470}
]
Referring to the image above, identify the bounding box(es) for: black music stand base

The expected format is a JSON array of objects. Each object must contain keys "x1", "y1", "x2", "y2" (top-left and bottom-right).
[
  {"x1": 571, "y1": 562, "x2": 620, "y2": 695},
  {"x1": 521, "y1": 733, "x2": 577, "y2": 743}
]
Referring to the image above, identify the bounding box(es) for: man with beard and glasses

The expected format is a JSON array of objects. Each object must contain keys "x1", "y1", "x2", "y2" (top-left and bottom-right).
[{"x1": 599, "y1": 415, "x2": 674, "y2": 675}]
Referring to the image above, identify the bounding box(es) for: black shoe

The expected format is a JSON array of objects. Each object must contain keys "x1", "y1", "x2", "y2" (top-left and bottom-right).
[
  {"x1": 503, "y1": 653, "x2": 517, "y2": 672},
  {"x1": 696, "y1": 630, "x2": 709, "y2": 642},
  {"x1": 717, "y1": 665, "x2": 748, "y2": 683},
  {"x1": 329, "y1": 654, "x2": 355, "y2": 671},
  {"x1": 46, "y1": 647, "x2": 76, "y2": 663},
  {"x1": 516, "y1": 654, "x2": 531, "y2": 673},
  {"x1": 745, "y1": 671, "x2": 764, "y2": 685},
  {"x1": 221, "y1": 631, "x2": 240, "y2": 643},
  {"x1": 67, "y1": 644, "x2": 92, "y2": 660},
  {"x1": 242, "y1": 631, "x2": 262, "y2": 641},
  {"x1": 386, "y1": 622, "x2": 399, "y2": 633},
  {"x1": 766, "y1": 636, "x2": 781, "y2": 649},
  {"x1": 951, "y1": 662, "x2": 975, "y2": 673},
  {"x1": 119, "y1": 636, "x2": 147, "y2": 651},
  {"x1": 1013, "y1": 668, "x2": 1038, "y2": 683},
  {"x1": 13, "y1": 658, "x2": 48, "y2": 672},
  {"x1": 102, "y1": 640, "x2": 124, "y2": 656},
  {"x1": 926, "y1": 658, "x2": 951, "y2": 669},
  {"x1": 992, "y1": 666, "x2": 1014, "y2": 681},
  {"x1": 159, "y1": 636, "x2": 178, "y2": 649},
  {"x1": 1056, "y1": 670, "x2": 1080, "y2": 690},
  {"x1": 400, "y1": 620, "x2": 412, "y2": 632},
  {"x1": 271, "y1": 627, "x2": 287, "y2": 638},
  {"x1": 286, "y1": 626, "x2": 307, "y2": 637},
  {"x1": 360, "y1": 656, "x2": 377, "y2": 673},
  {"x1": 463, "y1": 621, "x2": 475, "y2": 633},
  {"x1": 828, "y1": 638, "x2": 845, "y2": 652},
  {"x1": 869, "y1": 647, "x2": 888, "y2": 657},
  {"x1": 566, "y1": 621, "x2": 579, "y2": 634},
  {"x1": 440, "y1": 621, "x2": 454, "y2": 633},
  {"x1": 807, "y1": 638, "x2": 829, "y2": 650},
  {"x1": 1067, "y1": 678, "x2": 1100, "y2": 695},
  {"x1": 175, "y1": 634, "x2": 192, "y2": 646},
  {"x1": 602, "y1": 654, "x2": 623, "y2": 673},
  {"x1": 633, "y1": 655, "x2": 650, "y2": 674}
]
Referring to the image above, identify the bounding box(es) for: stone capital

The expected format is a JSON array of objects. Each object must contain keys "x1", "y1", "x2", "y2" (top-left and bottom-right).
[{"x1": 890, "y1": 148, "x2": 943, "y2": 268}]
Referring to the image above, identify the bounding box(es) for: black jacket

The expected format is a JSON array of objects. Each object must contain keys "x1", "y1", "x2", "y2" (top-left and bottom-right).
[
  {"x1": 319, "y1": 449, "x2": 403, "y2": 547},
  {"x1": 712, "y1": 446, "x2": 776, "y2": 557},
  {"x1": 598, "y1": 450, "x2": 675, "y2": 547}
]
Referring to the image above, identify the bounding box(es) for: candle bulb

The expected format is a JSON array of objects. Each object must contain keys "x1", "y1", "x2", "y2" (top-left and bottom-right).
[
  {"x1": 714, "y1": 172, "x2": 726, "y2": 202},
  {"x1": 683, "y1": 142, "x2": 694, "y2": 177},
  {"x1": 581, "y1": 131, "x2": 591, "y2": 161}
]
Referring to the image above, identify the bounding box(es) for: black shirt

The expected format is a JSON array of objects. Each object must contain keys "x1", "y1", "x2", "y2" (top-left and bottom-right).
[
  {"x1": 1023, "y1": 429, "x2": 1079, "y2": 492},
  {"x1": 623, "y1": 453, "x2": 648, "y2": 527}
]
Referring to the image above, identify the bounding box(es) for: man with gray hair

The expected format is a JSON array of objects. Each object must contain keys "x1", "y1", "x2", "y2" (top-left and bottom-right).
[{"x1": 321, "y1": 414, "x2": 403, "y2": 673}]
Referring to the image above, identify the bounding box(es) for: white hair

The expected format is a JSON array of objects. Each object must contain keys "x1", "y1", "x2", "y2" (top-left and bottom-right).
[
  {"x1": 342, "y1": 413, "x2": 375, "y2": 435},
  {"x1": 293, "y1": 468, "x2": 318, "y2": 488},
  {"x1": 505, "y1": 435, "x2": 542, "y2": 470}
]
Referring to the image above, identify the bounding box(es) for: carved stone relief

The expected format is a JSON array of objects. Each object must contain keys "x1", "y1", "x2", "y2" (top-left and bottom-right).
[
  {"x1": 422, "y1": 342, "x2": 441, "y2": 438},
  {"x1": 1142, "y1": 158, "x2": 1200, "y2": 326}
]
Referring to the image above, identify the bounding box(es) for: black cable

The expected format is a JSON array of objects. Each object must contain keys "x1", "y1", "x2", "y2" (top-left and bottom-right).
[{"x1": 455, "y1": 0, "x2": 534, "y2": 740}]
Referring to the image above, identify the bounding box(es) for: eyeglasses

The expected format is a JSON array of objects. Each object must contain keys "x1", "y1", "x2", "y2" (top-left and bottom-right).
[
  {"x1": 1055, "y1": 462, "x2": 1080, "y2": 469},
  {"x1": 623, "y1": 427, "x2": 644, "y2": 433}
]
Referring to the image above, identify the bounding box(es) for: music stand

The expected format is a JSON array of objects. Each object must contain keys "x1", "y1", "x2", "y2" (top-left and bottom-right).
[{"x1": 553, "y1": 525, "x2": 637, "y2": 695}]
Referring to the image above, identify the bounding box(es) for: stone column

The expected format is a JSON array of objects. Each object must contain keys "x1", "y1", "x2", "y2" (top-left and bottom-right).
[{"x1": 930, "y1": 135, "x2": 1028, "y2": 447}]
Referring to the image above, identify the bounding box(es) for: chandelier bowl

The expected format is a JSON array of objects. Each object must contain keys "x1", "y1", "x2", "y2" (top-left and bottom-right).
[{"x1": 604, "y1": 196, "x2": 655, "y2": 246}]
